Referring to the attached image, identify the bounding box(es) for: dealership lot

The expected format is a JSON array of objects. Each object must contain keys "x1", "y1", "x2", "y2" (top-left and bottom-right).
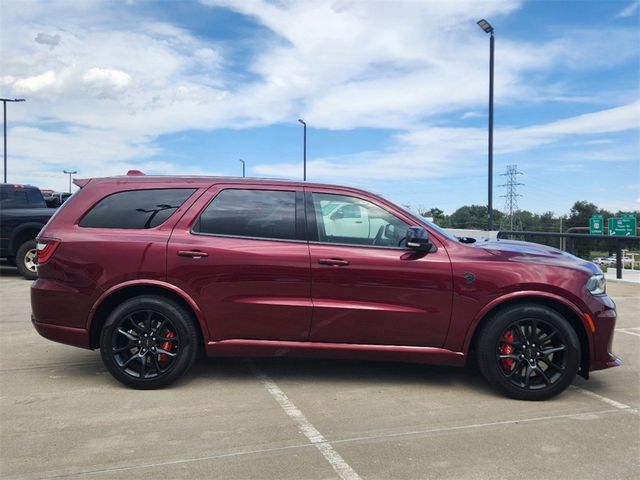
[{"x1": 1, "y1": 263, "x2": 638, "y2": 479}]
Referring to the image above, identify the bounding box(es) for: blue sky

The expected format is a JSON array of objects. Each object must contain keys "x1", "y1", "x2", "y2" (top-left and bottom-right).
[{"x1": 1, "y1": 0, "x2": 638, "y2": 215}]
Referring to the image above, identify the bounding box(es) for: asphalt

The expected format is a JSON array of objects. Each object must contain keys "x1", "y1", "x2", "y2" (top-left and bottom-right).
[{"x1": 1, "y1": 262, "x2": 638, "y2": 479}]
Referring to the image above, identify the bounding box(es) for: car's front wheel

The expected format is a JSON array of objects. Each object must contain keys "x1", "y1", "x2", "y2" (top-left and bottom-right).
[
  {"x1": 100, "y1": 295, "x2": 199, "y2": 389},
  {"x1": 477, "y1": 303, "x2": 580, "y2": 400}
]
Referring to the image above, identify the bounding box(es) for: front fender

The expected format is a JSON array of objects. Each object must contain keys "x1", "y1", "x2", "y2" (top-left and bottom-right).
[{"x1": 459, "y1": 290, "x2": 593, "y2": 356}]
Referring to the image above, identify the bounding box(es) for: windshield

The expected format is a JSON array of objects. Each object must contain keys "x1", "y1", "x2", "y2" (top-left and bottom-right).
[{"x1": 395, "y1": 204, "x2": 459, "y2": 242}]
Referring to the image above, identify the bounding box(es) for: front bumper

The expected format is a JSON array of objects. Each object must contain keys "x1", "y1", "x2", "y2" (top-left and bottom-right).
[{"x1": 588, "y1": 294, "x2": 621, "y2": 371}]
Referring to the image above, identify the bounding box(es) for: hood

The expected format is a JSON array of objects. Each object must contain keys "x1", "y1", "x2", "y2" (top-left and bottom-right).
[{"x1": 473, "y1": 239, "x2": 600, "y2": 274}]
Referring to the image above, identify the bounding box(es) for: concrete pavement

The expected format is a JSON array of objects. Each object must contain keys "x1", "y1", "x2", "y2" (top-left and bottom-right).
[{"x1": 1, "y1": 263, "x2": 638, "y2": 479}]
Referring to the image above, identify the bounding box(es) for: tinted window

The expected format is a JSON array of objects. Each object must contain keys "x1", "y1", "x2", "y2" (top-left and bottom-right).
[
  {"x1": 312, "y1": 193, "x2": 409, "y2": 247},
  {"x1": 195, "y1": 189, "x2": 296, "y2": 240},
  {"x1": 80, "y1": 189, "x2": 195, "y2": 229},
  {"x1": 0, "y1": 187, "x2": 45, "y2": 208}
]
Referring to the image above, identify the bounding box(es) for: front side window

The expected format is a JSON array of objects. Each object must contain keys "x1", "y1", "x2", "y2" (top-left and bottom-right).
[
  {"x1": 312, "y1": 193, "x2": 410, "y2": 247},
  {"x1": 194, "y1": 189, "x2": 296, "y2": 240},
  {"x1": 79, "y1": 189, "x2": 196, "y2": 229}
]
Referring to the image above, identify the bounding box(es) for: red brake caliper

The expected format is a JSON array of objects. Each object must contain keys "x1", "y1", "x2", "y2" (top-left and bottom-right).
[
  {"x1": 500, "y1": 330, "x2": 515, "y2": 370},
  {"x1": 158, "y1": 331, "x2": 175, "y2": 362}
]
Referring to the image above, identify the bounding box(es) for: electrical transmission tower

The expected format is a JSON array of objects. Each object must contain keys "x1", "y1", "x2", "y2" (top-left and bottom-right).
[{"x1": 499, "y1": 164, "x2": 524, "y2": 230}]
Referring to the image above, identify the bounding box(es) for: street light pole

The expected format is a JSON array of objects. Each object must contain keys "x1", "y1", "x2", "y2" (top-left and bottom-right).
[
  {"x1": 477, "y1": 19, "x2": 495, "y2": 232},
  {"x1": 63, "y1": 170, "x2": 77, "y2": 193},
  {"x1": 1, "y1": 98, "x2": 26, "y2": 183},
  {"x1": 298, "y1": 119, "x2": 307, "y2": 181},
  {"x1": 238, "y1": 159, "x2": 245, "y2": 178}
]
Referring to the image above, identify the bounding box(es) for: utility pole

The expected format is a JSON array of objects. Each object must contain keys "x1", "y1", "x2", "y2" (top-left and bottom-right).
[
  {"x1": 238, "y1": 159, "x2": 245, "y2": 178},
  {"x1": 63, "y1": 170, "x2": 77, "y2": 193},
  {"x1": 298, "y1": 119, "x2": 307, "y2": 181},
  {"x1": 1, "y1": 98, "x2": 26, "y2": 183},
  {"x1": 499, "y1": 164, "x2": 524, "y2": 231}
]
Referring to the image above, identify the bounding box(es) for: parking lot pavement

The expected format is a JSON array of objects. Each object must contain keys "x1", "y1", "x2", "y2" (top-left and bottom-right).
[{"x1": 1, "y1": 265, "x2": 638, "y2": 479}]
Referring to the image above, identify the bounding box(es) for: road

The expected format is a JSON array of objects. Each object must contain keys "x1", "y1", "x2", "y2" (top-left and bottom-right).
[{"x1": 1, "y1": 263, "x2": 638, "y2": 479}]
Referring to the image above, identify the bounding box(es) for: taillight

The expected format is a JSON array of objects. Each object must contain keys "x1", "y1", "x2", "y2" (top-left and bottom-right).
[{"x1": 36, "y1": 238, "x2": 61, "y2": 264}]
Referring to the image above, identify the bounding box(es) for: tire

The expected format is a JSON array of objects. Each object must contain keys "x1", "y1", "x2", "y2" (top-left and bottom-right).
[
  {"x1": 15, "y1": 240, "x2": 38, "y2": 280},
  {"x1": 100, "y1": 295, "x2": 199, "y2": 389},
  {"x1": 476, "y1": 303, "x2": 580, "y2": 400}
]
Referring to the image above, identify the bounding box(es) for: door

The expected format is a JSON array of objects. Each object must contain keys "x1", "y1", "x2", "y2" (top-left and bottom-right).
[
  {"x1": 167, "y1": 185, "x2": 312, "y2": 342},
  {"x1": 306, "y1": 189, "x2": 453, "y2": 347}
]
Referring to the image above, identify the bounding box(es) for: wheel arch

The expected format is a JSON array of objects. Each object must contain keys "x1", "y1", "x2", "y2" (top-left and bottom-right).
[
  {"x1": 10, "y1": 223, "x2": 44, "y2": 254},
  {"x1": 88, "y1": 281, "x2": 209, "y2": 350},
  {"x1": 465, "y1": 293, "x2": 592, "y2": 379}
]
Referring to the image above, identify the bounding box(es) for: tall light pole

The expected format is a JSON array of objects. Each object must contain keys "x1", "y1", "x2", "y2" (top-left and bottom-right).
[
  {"x1": 238, "y1": 159, "x2": 245, "y2": 178},
  {"x1": 63, "y1": 170, "x2": 77, "y2": 193},
  {"x1": 477, "y1": 19, "x2": 495, "y2": 231},
  {"x1": 298, "y1": 118, "x2": 307, "y2": 181},
  {"x1": 1, "y1": 98, "x2": 26, "y2": 183}
]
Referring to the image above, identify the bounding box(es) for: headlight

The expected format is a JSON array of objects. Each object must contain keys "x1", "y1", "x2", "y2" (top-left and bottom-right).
[{"x1": 586, "y1": 274, "x2": 606, "y2": 295}]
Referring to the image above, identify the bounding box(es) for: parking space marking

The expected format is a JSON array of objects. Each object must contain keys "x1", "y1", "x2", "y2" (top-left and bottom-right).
[
  {"x1": 246, "y1": 360, "x2": 362, "y2": 480},
  {"x1": 616, "y1": 327, "x2": 640, "y2": 338},
  {"x1": 22, "y1": 407, "x2": 635, "y2": 480},
  {"x1": 570, "y1": 385, "x2": 635, "y2": 411}
]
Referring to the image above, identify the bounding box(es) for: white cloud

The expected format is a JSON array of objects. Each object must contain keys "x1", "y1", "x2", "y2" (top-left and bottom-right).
[
  {"x1": 12, "y1": 70, "x2": 59, "y2": 95},
  {"x1": 616, "y1": 1, "x2": 639, "y2": 17},
  {"x1": 1, "y1": 0, "x2": 638, "y2": 199},
  {"x1": 253, "y1": 102, "x2": 640, "y2": 182},
  {"x1": 82, "y1": 68, "x2": 132, "y2": 97}
]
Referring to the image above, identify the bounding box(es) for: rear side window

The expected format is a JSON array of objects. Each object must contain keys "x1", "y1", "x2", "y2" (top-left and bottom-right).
[
  {"x1": 0, "y1": 187, "x2": 45, "y2": 208},
  {"x1": 194, "y1": 189, "x2": 296, "y2": 240},
  {"x1": 80, "y1": 189, "x2": 195, "y2": 229}
]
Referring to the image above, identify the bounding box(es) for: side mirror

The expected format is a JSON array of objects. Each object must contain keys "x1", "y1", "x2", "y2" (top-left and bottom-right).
[{"x1": 405, "y1": 226, "x2": 433, "y2": 252}]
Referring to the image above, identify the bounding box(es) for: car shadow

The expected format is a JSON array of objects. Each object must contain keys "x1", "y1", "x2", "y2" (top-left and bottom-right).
[
  {"x1": 50, "y1": 347, "x2": 494, "y2": 395},
  {"x1": 190, "y1": 355, "x2": 494, "y2": 394},
  {"x1": 0, "y1": 259, "x2": 22, "y2": 278}
]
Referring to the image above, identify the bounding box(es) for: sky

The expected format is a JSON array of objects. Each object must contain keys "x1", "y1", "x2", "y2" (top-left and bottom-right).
[{"x1": 1, "y1": 0, "x2": 639, "y2": 215}]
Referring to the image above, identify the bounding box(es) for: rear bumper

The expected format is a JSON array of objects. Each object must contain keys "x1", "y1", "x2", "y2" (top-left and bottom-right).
[
  {"x1": 31, "y1": 315, "x2": 91, "y2": 349},
  {"x1": 31, "y1": 278, "x2": 93, "y2": 349}
]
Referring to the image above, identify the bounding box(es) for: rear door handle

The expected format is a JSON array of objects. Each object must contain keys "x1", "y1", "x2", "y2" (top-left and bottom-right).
[
  {"x1": 318, "y1": 258, "x2": 350, "y2": 267},
  {"x1": 178, "y1": 250, "x2": 209, "y2": 259}
]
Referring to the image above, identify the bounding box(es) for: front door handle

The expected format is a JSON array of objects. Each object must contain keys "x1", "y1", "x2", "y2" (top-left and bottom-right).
[
  {"x1": 178, "y1": 250, "x2": 209, "y2": 259},
  {"x1": 318, "y1": 258, "x2": 350, "y2": 267}
]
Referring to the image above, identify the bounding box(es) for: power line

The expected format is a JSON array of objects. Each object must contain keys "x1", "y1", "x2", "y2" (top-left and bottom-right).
[{"x1": 499, "y1": 164, "x2": 524, "y2": 231}]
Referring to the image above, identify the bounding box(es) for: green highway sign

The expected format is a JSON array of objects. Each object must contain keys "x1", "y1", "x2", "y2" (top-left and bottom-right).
[
  {"x1": 589, "y1": 215, "x2": 604, "y2": 235},
  {"x1": 608, "y1": 215, "x2": 637, "y2": 236}
]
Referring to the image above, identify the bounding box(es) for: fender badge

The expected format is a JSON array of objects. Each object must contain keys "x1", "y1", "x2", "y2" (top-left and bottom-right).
[{"x1": 464, "y1": 272, "x2": 476, "y2": 284}]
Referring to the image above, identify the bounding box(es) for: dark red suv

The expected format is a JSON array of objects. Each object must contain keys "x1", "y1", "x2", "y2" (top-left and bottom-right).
[{"x1": 31, "y1": 174, "x2": 620, "y2": 399}]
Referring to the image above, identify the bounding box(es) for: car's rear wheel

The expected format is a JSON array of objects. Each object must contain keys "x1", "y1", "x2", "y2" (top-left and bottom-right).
[
  {"x1": 100, "y1": 295, "x2": 198, "y2": 389},
  {"x1": 16, "y1": 240, "x2": 38, "y2": 280},
  {"x1": 477, "y1": 303, "x2": 580, "y2": 400}
]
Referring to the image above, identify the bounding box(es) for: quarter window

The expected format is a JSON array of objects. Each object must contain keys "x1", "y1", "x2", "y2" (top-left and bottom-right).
[
  {"x1": 79, "y1": 189, "x2": 195, "y2": 229},
  {"x1": 194, "y1": 189, "x2": 297, "y2": 240},
  {"x1": 312, "y1": 193, "x2": 410, "y2": 247}
]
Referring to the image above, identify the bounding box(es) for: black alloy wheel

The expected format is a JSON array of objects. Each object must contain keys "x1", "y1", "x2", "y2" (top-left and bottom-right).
[
  {"x1": 100, "y1": 295, "x2": 198, "y2": 389},
  {"x1": 477, "y1": 304, "x2": 580, "y2": 400}
]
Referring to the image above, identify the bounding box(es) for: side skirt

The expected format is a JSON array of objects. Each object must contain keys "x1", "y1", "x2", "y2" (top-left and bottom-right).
[{"x1": 205, "y1": 339, "x2": 466, "y2": 367}]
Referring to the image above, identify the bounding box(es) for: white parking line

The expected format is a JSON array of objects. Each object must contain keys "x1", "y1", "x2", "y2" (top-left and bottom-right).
[
  {"x1": 31, "y1": 407, "x2": 635, "y2": 480},
  {"x1": 616, "y1": 328, "x2": 640, "y2": 337},
  {"x1": 570, "y1": 385, "x2": 635, "y2": 411},
  {"x1": 246, "y1": 360, "x2": 362, "y2": 480}
]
